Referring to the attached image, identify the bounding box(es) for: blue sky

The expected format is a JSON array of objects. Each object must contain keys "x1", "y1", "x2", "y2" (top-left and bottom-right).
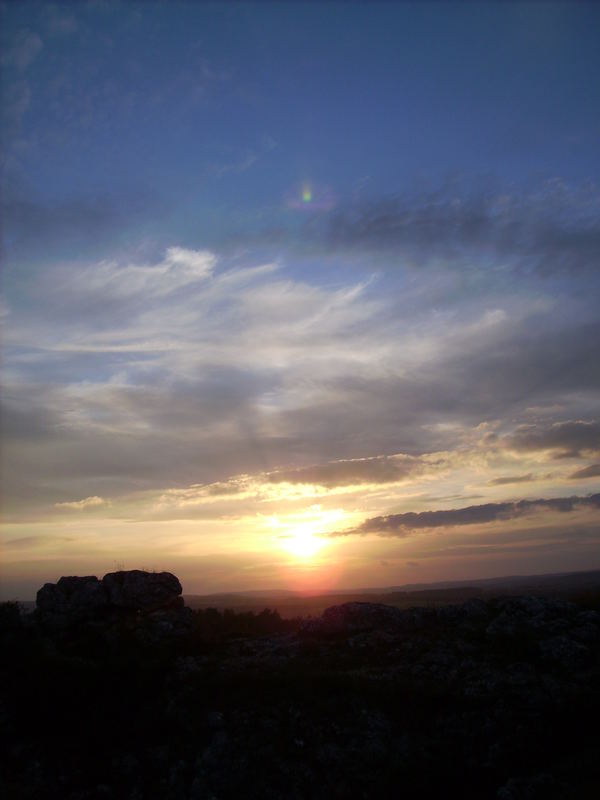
[
  {"x1": 4, "y1": 2, "x2": 599, "y2": 262},
  {"x1": 2, "y1": 2, "x2": 600, "y2": 598}
]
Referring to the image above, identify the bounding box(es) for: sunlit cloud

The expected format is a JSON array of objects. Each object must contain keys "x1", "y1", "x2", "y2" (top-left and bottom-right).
[
  {"x1": 54, "y1": 496, "x2": 108, "y2": 510},
  {"x1": 489, "y1": 474, "x2": 535, "y2": 485}
]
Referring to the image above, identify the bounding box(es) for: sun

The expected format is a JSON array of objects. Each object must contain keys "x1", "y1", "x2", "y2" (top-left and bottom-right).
[
  {"x1": 269, "y1": 505, "x2": 346, "y2": 560},
  {"x1": 285, "y1": 524, "x2": 324, "y2": 558}
]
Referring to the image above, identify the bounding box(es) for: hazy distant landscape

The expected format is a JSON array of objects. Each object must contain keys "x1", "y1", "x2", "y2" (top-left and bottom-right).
[{"x1": 184, "y1": 569, "x2": 600, "y2": 618}]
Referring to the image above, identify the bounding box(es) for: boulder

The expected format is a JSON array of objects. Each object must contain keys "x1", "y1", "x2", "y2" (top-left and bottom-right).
[
  {"x1": 102, "y1": 570, "x2": 182, "y2": 611},
  {"x1": 36, "y1": 575, "x2": 109, "y2": 621}
]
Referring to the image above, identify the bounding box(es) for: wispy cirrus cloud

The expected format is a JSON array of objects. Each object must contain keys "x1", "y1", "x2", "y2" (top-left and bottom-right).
[
  {"x1": 61, "y1": 246, "x2": 216, "y2": 300},
  {"x1": 3, "y1": 234, "x2": 600, "y2": 521},
  {"x1": 1, "y1": 248, "x2": 384, "y2": 509},
  {"x1": 5, "y1": 535, "x2": 76, "y2": 549}
]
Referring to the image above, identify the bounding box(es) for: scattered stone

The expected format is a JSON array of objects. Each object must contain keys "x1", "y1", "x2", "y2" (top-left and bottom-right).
[
  {"x1": 12, "y1": 582, "x2": 599, "y2": 798},
  {"x1": 539, "y1": 635, "x2": 590, "y2": 670},
  {"x1": 496, "y1": 773, "x2": 557, "y2": 799}
]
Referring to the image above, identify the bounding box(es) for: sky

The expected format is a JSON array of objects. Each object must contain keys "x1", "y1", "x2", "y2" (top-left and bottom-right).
[{"x1": 1, "y1": 1, "x2": 600, "y2": 600}]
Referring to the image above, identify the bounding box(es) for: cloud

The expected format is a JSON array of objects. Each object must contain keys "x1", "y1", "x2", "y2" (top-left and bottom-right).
[
  {"x1": 267, "y1": 455, "x2": 422, "y2": 488},
  {"x1": 4, "y1": 535, "x2": 76, "y2": 549},
  {"x1": 2, "y1": 184, "x2": 161, "y2": 259},
  {"x1": 211, "y1": 151, "x2": 258, "y2": 176},
  {"x1": 54, "y1": 496, "x2": 108, "y2": 511},
  {"x1": 209, "y1": 137, "x2": 277, "y2": 177},
  {"x1": 1, "y1": 253, "x2": 384, "y2": 507},
  {"x1": 3, "y1": 222, "x2": 600, "y2": 520},
  {"x1": 403, "y1": 524, "x2": 600, "y2": 565},
  {"x1": 489, "y1": 474, "x2": 535, "y2": 485},
  {"x1": 322, "y1": 180, "x2": 600, "y2": 277},
  {"x1": 568, "y1": 464, "x2": 600, "y2": 480},
  {"x1": 332, "y1": 494, "x2": 600, "y2": 537},
  {"x1": 505, "y1": 421, "x2": 600, "y2": 458}
]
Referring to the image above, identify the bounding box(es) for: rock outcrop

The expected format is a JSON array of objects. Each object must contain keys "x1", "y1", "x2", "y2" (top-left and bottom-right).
[
  {"x1": 36, "y1": 569, "x2": 183, "y2": 628},
  {"x1": 102, "y1": 570, "x2": 182, "y2": 611},
  {"x1": 36, "y1": 575, "x2": 110, "y2": 624}
]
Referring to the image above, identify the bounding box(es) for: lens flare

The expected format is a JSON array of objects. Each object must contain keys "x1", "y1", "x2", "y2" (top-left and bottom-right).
[{"x1": 285, "y1": 181, "x2": 336, "y2": 211}]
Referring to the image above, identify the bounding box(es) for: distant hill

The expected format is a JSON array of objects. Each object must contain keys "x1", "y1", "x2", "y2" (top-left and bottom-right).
[
  {"x1": 185, "y1": 568, "x2": 600, "y2": 618},
  {"x1": 382, "y1": 568, "x2": 600, "y2": 594}
]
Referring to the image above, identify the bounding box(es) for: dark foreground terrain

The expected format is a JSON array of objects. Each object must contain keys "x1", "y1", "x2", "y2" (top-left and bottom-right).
[{"x1": 1, "y1": 571, "x2": 600, "y2": 800}]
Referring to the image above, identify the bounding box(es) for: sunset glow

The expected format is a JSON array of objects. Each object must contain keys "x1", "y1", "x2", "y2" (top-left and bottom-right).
[
  {"x1": 2, "y1": 2, "x2": 599, "y2": 601},
  {"x1": 282, "y1": 525, "x2": 324, "y2": 558},
  {"x1": 3, "y1": 7, "x2": 599, "y2": 799}
]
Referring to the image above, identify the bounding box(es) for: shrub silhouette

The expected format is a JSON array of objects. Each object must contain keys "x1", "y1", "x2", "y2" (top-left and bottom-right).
[{"x1": 1, "y1": 594, "x2": 600, "y2": 799}]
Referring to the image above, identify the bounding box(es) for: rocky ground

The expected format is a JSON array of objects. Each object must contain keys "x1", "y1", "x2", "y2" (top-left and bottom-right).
[{"x1": 1, "y1": 572, "x2": 599, "y2": 799}]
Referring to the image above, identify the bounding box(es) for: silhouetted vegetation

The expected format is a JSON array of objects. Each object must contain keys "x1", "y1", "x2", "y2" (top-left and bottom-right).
[
  {"x1": 191, "y1": 606, "x2": 301, "y2": 640},
  {"x1": 1, "y1": 588, "x2": 600, "y2": 799}
]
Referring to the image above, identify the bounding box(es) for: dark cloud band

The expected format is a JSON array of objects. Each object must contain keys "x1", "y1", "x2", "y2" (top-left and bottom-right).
[
  {"x1": 506, "y1": 421, "x2": 600, "y2": 457},
  {"x1": 267, "y1": 455, "x2": 421, "y2": 488},
  {"x1": 323, "y1": 182, "x2": 600, "y2": 277},
  {"x1": 569, "y1": 464, "x2": 600, "y2": 480},
  {"x1": 331, "y1": 493, "x2": 600, "y2": 537}
]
